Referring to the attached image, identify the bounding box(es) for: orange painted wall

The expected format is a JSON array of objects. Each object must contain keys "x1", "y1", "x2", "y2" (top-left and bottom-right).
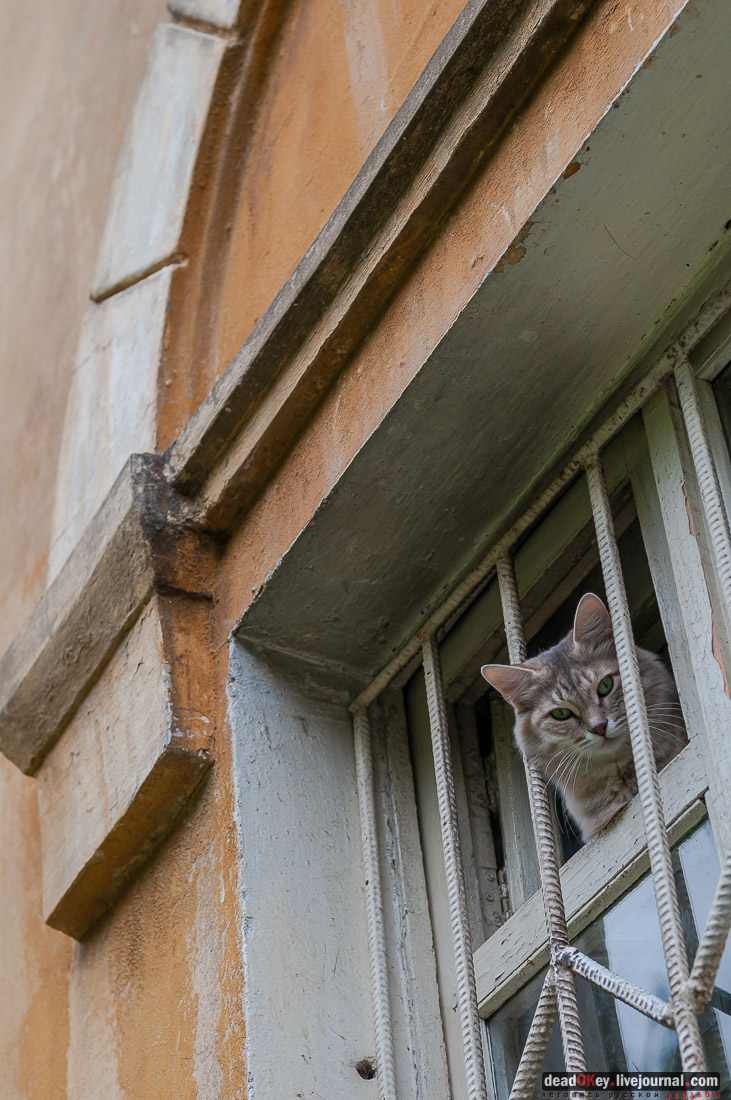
[
  {"x1": 211, "y1": 0, "x2": 467, "y2": 379},
  {"x1": 0, "y1": 1, "x2": 249, "y2": 1097},
  {"x1": 214, "y1": 0, "x2": 690, "y2": 637},
  {"x1": 55, "y1": 665, "x2": 246, "y2": 1098},
  {"x1": 0, "y1": 0, "x2": 167, "y2": 1092},
  {"x1": 0, "y1": 0, "x2": 693, "y2": 1095}
]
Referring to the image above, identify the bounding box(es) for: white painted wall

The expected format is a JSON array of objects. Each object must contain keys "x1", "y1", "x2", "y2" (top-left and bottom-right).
[
  {"x1": 49, "y1": 22, "x2": 225, "y2": 581},
  {"x1": 228, "y1": 643, "x2": 378, "y2": 1099}
]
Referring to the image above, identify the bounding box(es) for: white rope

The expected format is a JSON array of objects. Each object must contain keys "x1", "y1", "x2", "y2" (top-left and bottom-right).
[
  {"x1": 683, "y1": 850, "x2": 731, "y2": 1013},
  {"x1": 496, "y1": 556, "x2": 587, "y2": 1077},
  {"x1": 422, "y1": 635, "x2": 489, "y2": 1100},
  {"x1": 509, "y1": 969, "x2": 557, "y2": 1100},
  {"x1": 586, "y1": 456, "x2": 705, "y2": 1071},
  {"x1": 674, "y1": 354, "x2": 731, "y2": 638},
  {"x1": 353, "y1": 709, "x2": 398, "y2": 1100}
]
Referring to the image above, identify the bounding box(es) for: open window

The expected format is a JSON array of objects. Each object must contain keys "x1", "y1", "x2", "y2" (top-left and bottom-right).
[{"x1": 350, "y1": 310, "x2": 731, "y2": 1100}]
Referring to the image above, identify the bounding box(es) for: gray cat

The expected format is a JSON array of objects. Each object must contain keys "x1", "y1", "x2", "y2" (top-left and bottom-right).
[{"x1": 481, "y1": 593, "x2": 687, "y2": 841}]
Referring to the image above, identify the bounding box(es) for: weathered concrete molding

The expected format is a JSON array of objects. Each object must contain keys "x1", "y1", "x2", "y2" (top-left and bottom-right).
[
  {"x1": 50, "y1": 268, "x2": 173, "y2": 581},
  {"x1": 164, "y1": 0, "x2": 596, "y2": 527},
  {"x1": 92, "y1": 23, "x2": 226, "y2": 300},
  {"x1": 51, "y1": 21, "x2": 230, "y2": 581},
  {"x1": 38, "y1": 597, "x2": 212, "y2": 939},
  {"x1": 0, "y1": 455, "x2": 214, "y2": 776},
  {"x1": 1, "y1": 453, "x2": 215, "y2": 937}
]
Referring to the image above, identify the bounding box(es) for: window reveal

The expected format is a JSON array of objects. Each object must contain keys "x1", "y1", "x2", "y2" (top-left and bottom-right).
[{"x1": 349, "y1": 290, "x2": 731, "y2": 1100}]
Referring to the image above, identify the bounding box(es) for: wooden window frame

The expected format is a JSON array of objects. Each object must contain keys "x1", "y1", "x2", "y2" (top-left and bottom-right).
[{"x1": 348, "y1": 291, "x2": 731, "y2": 1100}]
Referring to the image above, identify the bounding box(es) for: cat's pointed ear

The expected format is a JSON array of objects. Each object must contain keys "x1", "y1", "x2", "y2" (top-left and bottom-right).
[
  {"x1": 573, "y1": 593, "x2": 613, "y2": 647},
  {"x1": 481, "y1": 663, "x2": 538, "y2": 705}
]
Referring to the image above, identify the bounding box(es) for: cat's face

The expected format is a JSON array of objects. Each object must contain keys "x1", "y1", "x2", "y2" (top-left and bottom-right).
[{"x1": 482, "y1": 594, "x2": 631, "y2": 772}]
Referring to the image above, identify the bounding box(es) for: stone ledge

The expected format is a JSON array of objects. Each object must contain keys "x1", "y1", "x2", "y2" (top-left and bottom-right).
[
  {"x1": 165, "y1": 0, "x2": 596, "y2": 525},
  {"x1": 0, "y1": 455, "x2": 216, "y2": 775},
  {"x1": 0, "y1": 453, "x2": 216, "y2": 937},
  {"x1": 38, "y1": 597, "x2": 212, "y2": 940}
]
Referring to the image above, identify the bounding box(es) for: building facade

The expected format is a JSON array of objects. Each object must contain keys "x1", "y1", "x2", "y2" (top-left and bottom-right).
[{"x1": 1, "y1": 0, "x2": 730, "y2": 1095}]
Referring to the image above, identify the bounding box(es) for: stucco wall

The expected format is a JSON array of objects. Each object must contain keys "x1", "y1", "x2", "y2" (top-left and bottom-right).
[
  {"x1": 157, "y1": 0, "x2": 468, "y2": 448},
  {"x1": 0, "y1": 1, "x2": 167, "y2": 1095},
  {"x1": 212, "y1": 0, "x2": 468, "y2": 376},
  {"x1": 0, "y1": 0, "x2": 162, "y2": 654},
  {"x1": 0, "y1": 0, "x2": 708, "y2": 1095}
]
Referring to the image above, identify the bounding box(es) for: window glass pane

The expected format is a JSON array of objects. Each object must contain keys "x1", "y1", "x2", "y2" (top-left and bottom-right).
[
  {"x1": 487, "y1": 820, "x2": 731, "y2": 1100},
  {"x1": 679, "y1": 827, "x2": 731, "y2": 1067},
  {"x1": 713, "y1": 361, "x2": 731, "y2": 452}
]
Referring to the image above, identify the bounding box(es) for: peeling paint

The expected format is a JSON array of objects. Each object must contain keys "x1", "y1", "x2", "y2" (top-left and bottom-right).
[
  {"x1": 494, "y1": 221, "x2": 533, "y2": 274},
  {"x1": 683, "y1": 482, "x2": 698, "y2": 536},
  {"x1": 710, "y1": 610, "x2": 731, "y2": 697},
  {"x1": 683, "y1": 484, "x2": 730, "y2": 697}
]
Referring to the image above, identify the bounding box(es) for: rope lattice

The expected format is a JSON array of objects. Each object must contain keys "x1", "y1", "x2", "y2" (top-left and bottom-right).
[
  {"x1": 496, "y1": 436, "x2": 731, "y2": 1095},
  {"x1": 351, "y1": 310, "x2": 731, "y2": 1098},
  {"x1": 423, "y1": 635, "x2": 490, "y2": 1100},
  {"x1": 497, "y1": 556, "x2": 587, "y2": 1080}
]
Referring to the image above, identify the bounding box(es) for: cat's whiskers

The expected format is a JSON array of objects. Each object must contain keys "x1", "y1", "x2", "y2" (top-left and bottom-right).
[
  {"x1": 544, "y1": 744, "x2": 581, "y2": 778},
  {"x1": 550, "y1": 753, "x2": 576, "y2": 790},
  {"x1": 647, "y1": 724, "x2": 686, "y2": 747},
  {"x1": 545, "y1": 741, "x2": 582, "y2": 774},
  {"x1": 551, "y1": 745, "x2": 584, "y2": 790},
  {"x1": 647, "y1": 722, "x2": 685, "y2": 734},
  {"x1": 610, "y1": 714, "x2": 684, "y2": 750},
  {"x1": 562, "y1": 747, "x2": 587, "y2": 791},
  {"x1": 565, "y1": 753, "x2": 586, "y2": 805},
  {"x1": 544, "y1": 746, "x2": 570, "y2": 772},
  {"x1": 483, "y1": 592, "x2": 686, "y2": 841}
]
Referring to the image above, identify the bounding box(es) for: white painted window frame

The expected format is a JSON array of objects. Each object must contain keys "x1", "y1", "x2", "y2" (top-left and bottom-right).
[{"x1": 349, "y1": 288, "x2": 731, "y2": 1099}]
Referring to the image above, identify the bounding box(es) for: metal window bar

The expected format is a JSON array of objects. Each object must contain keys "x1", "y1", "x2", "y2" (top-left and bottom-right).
[
  {"x1": 422, "y1": 635, "x2": 490, "y2": 1100},
  {"x1": 509, "y1": 969, "x2": 558, "y2": 1100},
  {"x1": 586, "y1": 455, "x2": 706, "y2": 1069},
  {"x1": 353, "y1": 708, "x2": 398, "y2": 1100},
  {"x1": 554, "y1": 947, "x2": 673, "y2": 1028},
  {"x1": 674, "y1": 353, "x2": 731, "y2": 624},
  {"x1": 682, "y1": 853, "x2": 731, "y2": 1013},
  {"x1": 496, "y1": 556, "x2": 587, "y2": 1080},
  {"x1": 349, "y1": 289, "x2": 731, "y2": 1098}
]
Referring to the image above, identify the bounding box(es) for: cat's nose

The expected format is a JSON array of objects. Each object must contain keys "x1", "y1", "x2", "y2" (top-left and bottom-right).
[{"x1": 590, "y1": 720, "x2": 608, "y2": 737}]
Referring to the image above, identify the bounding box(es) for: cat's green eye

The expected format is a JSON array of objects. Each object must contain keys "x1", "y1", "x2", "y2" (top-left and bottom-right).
[
  {"x1": 597, "y1": 675, "x2": 614, "y2": 697},
  {"x1": 550, "y1": 707, "x2": 573, "y2": 721}
]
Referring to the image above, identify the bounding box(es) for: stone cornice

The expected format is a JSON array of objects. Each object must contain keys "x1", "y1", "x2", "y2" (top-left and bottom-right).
[
  {"x1": 165, "y1": 0, "x2": 595, "y2": 529},
  {"x1": 0, "y1": 0, "x2": 599, "y2": 781}
]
